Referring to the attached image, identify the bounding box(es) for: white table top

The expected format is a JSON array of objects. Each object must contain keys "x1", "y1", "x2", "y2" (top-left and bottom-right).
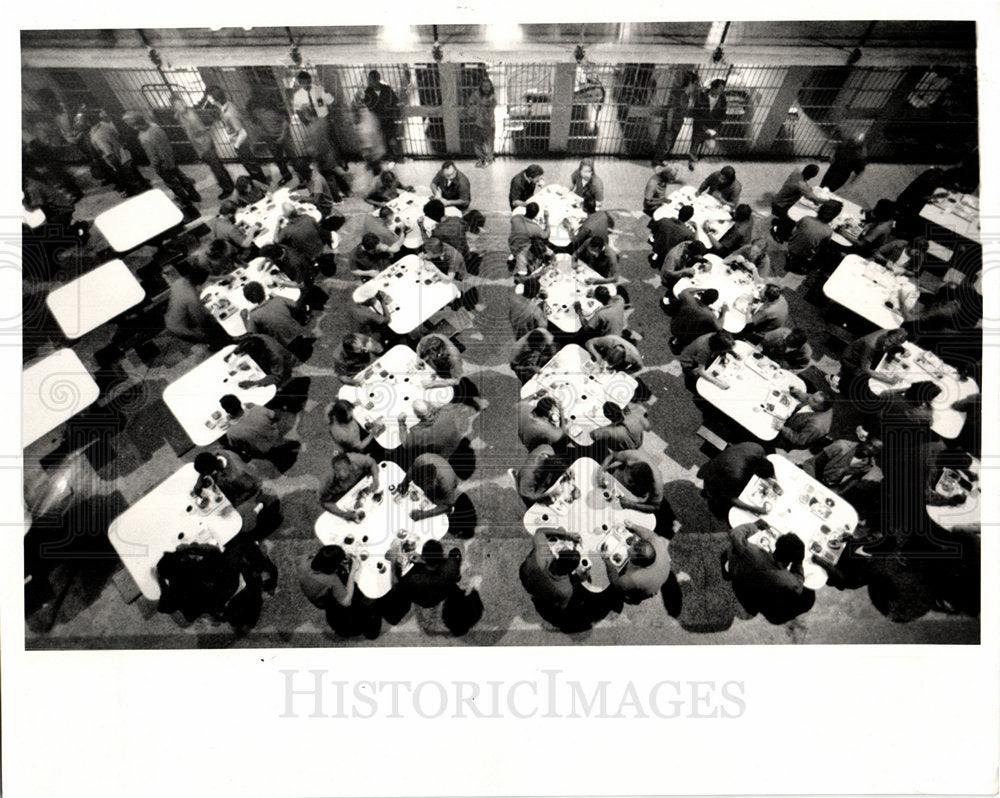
[
  {"x1": 93, "y1": 189, "x2": 184, "y2": 252},
  {"x1": 920, "y1": 192, "x2": 980, "y2": 244},
  {"x1": 517, "y1": 254, "x2": 612, "y2": 333},
  {"x1": 374, "y1": 189, "x2": 462, "y2": 248},
  {"x1": 22, "y1": 349, "x2": 100, "y2": 447},
  {"x1": 696, "y1": 340, "x2": 807, "y2": 441},
  {"x1": 162, "y1": 346, "x2": 277, "y2": 447},
  {"x1": 869, "y1": 342, "x2": 978, "y2": 439},
  {"x1": 673, "y1": 253, "x2": 760, "y2": 334},
  {"x1": 926, "y1": 459, "x2": 981, "y2": 531},
  {"x1": 107, "y1": 463, "x2": 243, "y2": 600},
  {"x1": 352, "y1": 254, "x2": 461, "y2": 335},
  {"x1": 235, "y1": 187, "x2": 322, "y2": 248},
  {"x1": 653, "y1": 185, "x2": 733, "y2": 248},
  {"x1": 787, "y1": 187, "x2": 864, "y2": 248},
  {"x1": 521, "y1": 344, "x2": 637, "y2": 446},
  {"x1": 523, "y1": 457, "x2": 655, "y2": 592},
  {"x1": 314, "y1": 460, "x2": 448, "y2": 599},
  {"x1": 337, "y1": 345, "x2": 454, "y2": 450},
  {"x1": 512, "y1": 183, "x2": 586, "y2": 247},
  {"x1": 200, "y1": 257, "x2": 301, "y2": 337},
  {"x1": 46, "y1": 260, "x2": 146, "y2": 339},
  {"x1": 729, "y1": 455, "x2": 859, "y2": 590},
  {"x1": 823, "y1": 254, "x2": 919, "y2": 329}
]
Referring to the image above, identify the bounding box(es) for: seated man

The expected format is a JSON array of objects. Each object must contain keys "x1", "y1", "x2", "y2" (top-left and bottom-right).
[
  {"x1": 164, "y1": 263, "x2": 228, "y2": 346},
  {"x1": 761, "y1": 327, "x2": 812, "y2": 371},
  {"x1": 648, "y1": 204, "x2": 696, "y2": 268},
  {"x1": 575, "y1": 235, "x2": 620, "y2": 287},
  {"x1": 219, "y1": 394, "x2": 286, "y2": 460},
  {"x1": 509, "y1": 327, "x2": 558, "y2": 384},
  {"x1": 508, "y1": 279, "x2": 548, "y2": 340},
  {"x1": 328, "y1": 399, "x2": 383, "y2": 455},
  {"x1": 670, "y1": 287, "x2": 726, "y2": 351},
  {"x1": 659, "y1": 239, "x2": 709, "y2": 305},
  {"x1": 297, "y1": 545, "x2": 358, "y2": 609},
  {"x1": 509, "y1": 164, "x2": 544, "y2": 210},
  {"x1": 397, "y1": 453, "x2": 461, "y2": 521},
  {"x1": 196, "y1": 238, "x2": 242, "y2": 276},
  {"x1": 350, "y1": 232, "x2": 391, "y2": 281},
  {"x1": 584, "y1": 334, "x2": 643, "y2": 374},
  {"x1": 678, "y1": 330, "x2": 736, "y2": 391},
  {"x1": 416, "y1": 333, "x2": 477, "y2": 406},
  {"x1": 274, "y1": 202, "x2": 329, "y2": 278},
  {"x1": 604, "y1": 520, "x2": 671, "y2": 603},
  {"x1": 430, "y1": 160, "x2": 471, "y2": 211},
  {"x1": 228, "y1": 333, "x2": 299, "y2": 391},
  {"x1": 422, "y1": 198, "x2": 475, "y2": 269},
  {"x1": 745, "y1": 284, "x2": 789, "y2": 338},
  {"x1": 231, "y1": 174, "x2": 269, "y2": 206},
  {"x1": 509, "y1": 202, "x2": 550, "y2": 269},
  {"x1": 332, "y1": 333, "x2": 384, "y2": 385},
  {"x1": 397, "y1": 399, "x2": 468, "y2": 460},
  {"x1": 642, "y1": 158, "x2": 681, "y2": 217},
  {"x1": 258, "y1": 243, "x2": 314, "y2": 293},
  {"x1": 598, "y1": 449, "x2": 676, "y2": 532},
  {"x1": 241, "y1": 282, "x2": 308, "y2": 350},
  {"x1": 726, "y1": 521, "x2": 814, "y2": 624},
  {"x1": 193, "y1": 451, "x2": 276, "y2": 532},
  {"x1": 785, "y1": 200, "x2": 842, "y2": 274},
  {"x1": 777, "y1": 388, "x2": 834, "y2": 449},
  {"x1": 421, "y1": 236, "x2": 474, "y2": 309},
  {"x1": 804, "y1": 438, "x2": 882, "y2": 492},
  {"x1": 696, "y1": 165, "x2": 742, "y2": 208},
  {"x1": 837, "y1": 327, "x2": 907, "y2": 402},
  {"x1": 571, "y1": 195, "x2": 615, "y2": 250},
  {"x1": 362, "y1": 205, "x2": 409, "y2": 258},
  {"x1": 319, "y1": 452, "x2": 380, "y2": 522},
  {"x1": 697, "y1": 442, "x2": 777, "y2": 515},
  {"x1": 364, "y1": 170, "x2": 413, "y2": 206},
  {"x1": 704, "y1": 203, "x2": 754, "y2": 257},
  {"x1": 514, "y1": 445, "x2": 567, "y2": 505},
  {"x1": 519, "y1": 526, "x2": 582, "y2": 611},
  {"x1": 770, "y1": 164, "x2": 822, "y2": 219},
  {"x1": 575, "y1": 286, "x2": 627, "y2": 338},
  {"x1": 725, "y1": 239, "x2": 771, "y2": 279},
  {"x1": 517, "y1": 393, "x2": 567, "y2": 450},
  {"x1": 391, "y1": 539, "x2": 462, "y2": 607},
  {"x1": 591, "y1": 402, "x2": 650, "y2": 453},
  {"x1": 208, "y1": 200, "x2": 258, "y2": 252}
]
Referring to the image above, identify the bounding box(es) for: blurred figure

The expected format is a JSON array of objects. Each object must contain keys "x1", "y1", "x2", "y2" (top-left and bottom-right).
[
  {"x1": 246, "y1": 89, "x2": 298, "y2": 186},
  {"x1": 203, "y1": 85, "x2": 268, "y2": 184},
  {"x1": 171, "y1": 94, "x2": 235, "y2": 199},
  {"x1": 86, "y1": 109, "x2": 149, "y2": 196},
  {"x1": 821, "y1": 131, "x2": 867, "y2": 191},
  {"x1": 362, "y1": 69, "x2": 402, "y2": 162},
  {"x1": 569, "y1": 157, "x2": 604, "y2": 204},
  {"x1": 122, "y1": 111, "x2": 200, "y2": 214},
  {"x1": 464, "y1": 77, "x2": 496, "y2": 167}
]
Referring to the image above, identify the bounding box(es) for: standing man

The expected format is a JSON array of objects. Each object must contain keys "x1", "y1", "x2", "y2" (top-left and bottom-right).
[
  {"x1": 509, "y1": 164, "x2": 545, "y2": 210},
  {"x1": 430, "y1": 160, "x2": 471, "y2": 211},
  {"x1": 821, "y1": 131, "x2": 867, "y2": 192},
  {"x1": 292, "y1": 70, "x2": 335, "y2": 122},
  {"x1": 203, "y1": 86, "x2": 269, "y2": 185},
  {"x1": 688, "y1": 78, "x2": 727, "y2": 168},
  {"x1": 87, "y1": 109, "x2": 149, "y2": 197},
  {"x1": 246, "y1": 91, "x2": 298, "y2": 187},
  {"x1": 363, "y1": 70, "x2": 402, "y2": 162},
  {"x1": 171, "y1": 94, "x2": 235, "y2": 199},
  {"x1": 122, "y1": 112, "x2": 201, "y2": 215}
]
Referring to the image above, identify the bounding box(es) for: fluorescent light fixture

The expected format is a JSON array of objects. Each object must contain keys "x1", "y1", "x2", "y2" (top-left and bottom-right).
[
  {"x1": 381, "y1": 25, "x2": 416, "y2": 48},
  {"x1": 488, "y1": 24, "x2": 522, "y2": 47}
]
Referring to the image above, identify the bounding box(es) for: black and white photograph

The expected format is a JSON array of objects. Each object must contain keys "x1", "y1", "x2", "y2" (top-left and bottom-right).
[{"x1": 3, "y1": 5, "x2": 997, "y2": 797}]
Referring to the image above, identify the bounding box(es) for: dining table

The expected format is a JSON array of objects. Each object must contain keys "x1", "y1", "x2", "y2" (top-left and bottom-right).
[
  {"x1": 22, "y1": 349, "x2": 101, "y2": 448},
  {"x1": 46, "y1": 259, "x2": 146, "y2": 339},
  {"x1": 200, "y1": 257, "x2": 301, "y2": 337},
  {"x1": 672, "y1": 253, "x2": 762, "y2": 334},
  {"x1": 652, "y1": 185, "x2": 733, "y2": 248},
  {"x1": 822, "y1": 254, "x2": 919, "y2": 329},
  {"x1": 351, "y1": 254, "x2": 461, "y2": 335},
  {"x1": 93, "y1": 189, "x2": 185, "y2": 252},
  {"x1": 511, "y1": 183, "x2": 587, "y2": 247}
]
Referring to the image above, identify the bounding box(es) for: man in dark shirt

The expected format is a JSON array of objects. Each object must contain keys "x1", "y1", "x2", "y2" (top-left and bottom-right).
[
  {"x1": 394, "y1": 539, "x2": 462, "y2": 607},
  {"x1": 697, "y1": 442, "x2": 775, "y2": 515},
  {"x1": 576, "y1": 286, "x2": 627, "y2": 338},
  {"x1": 771, "y1": 164, "x2": 822, "y2": 218},
  {"x1": 670, "y1": 287, "x2": 725, "y2": 350},
  {"x1": 642, "y1": 158, "x2": 681, "y2": 217},
  {"x1": 678, "y1": 330, "x2": 735, "y2": 391},
  {"x1": 274, "y1": 204, "x2": 327, "y2": 275},
  {"x1": 508, "y1": 279, "x2": 548, "y2": 339},
  {"x1": 350, "y1": 233, "x2": 391, "y2": 280},
  {"x1": 422, "y1": 198, "x2": 476, "y2": 270},
  {"x1": 659, "y1": 240, "x2": 709, "y2": 307},
  {"x1": 208, "y1": 200, "x2": 257, "y2": 252},
  {"x1": 838, "y1": 328, "x2": 906, "y2": 402},
  {"x1": 520, "y1": 527, "x2": 582, "y2": 611},
  {"x1": 649, "y1": 204, "x2": 697, "y2": 268},
  {"x1": 785, "y1": 200, "x2": 842, "y2": 273},
  {"x1": 572, "y1": 195, "x2": 615, "y2": 249},
  {"x1": 820, "y1": 132, "x2": 867, "y2": 191},
  {"x1": 726, "y1": 521, "x2": 814, "y2": 624},
  {"x1": 122, "y1": 112, "x2": 200, "y2": 211},
  {"x1": 509, "y1": 164, "x2": 544, "y2": 210},
  {"x1": 362, "y1": 70, "x2": 402, "y2": 161},
  {"x1": 430, "y1": 161, "x2": 471, "y2": 211},
  {"x1": 164, "y1": 263, "x2": 228, "y2": 346},
  {"x1": 319, "y1": 452, "x2": 380, "y2": 521},
  {"x1": 704, "y1": 203, "x2": 753, "y2": 256},
  {"x1": 241, "y1": 281, "x2": 308, "y2": 349},
  {"x1": 761, "y1": 327, "x2": 812, "y2": 371},
  {"x1": 697, "y1": 165, "x2": 741, "y2": 208},
  {"x1": 193, "y1": 451, "x2": 276, "y2": 532}
]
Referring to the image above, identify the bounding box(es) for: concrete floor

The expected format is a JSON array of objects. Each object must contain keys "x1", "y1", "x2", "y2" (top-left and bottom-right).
[{"x1": 23, "y1": 154, "x2": 980, "y2": 648}]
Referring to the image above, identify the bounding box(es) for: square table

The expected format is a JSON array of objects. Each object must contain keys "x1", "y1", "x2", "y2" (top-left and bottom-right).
[
  {"x1": 697, "y1": 340, "x2": 807, "y2": 441},
  {"x1": 672, "y1": 253, "x2": 762, "y2": 334},
  {"x1": 107, "y1": 463, "x2": 243, "y2": 600},
  {"x1": 22, "y1": 349, "x2": 100, "y2": 448},
  {"x1": 352, "y1": 254, "x2": 461, "y2": 335},
  {"x1": 200, "y1": 257, "x2": 301, "y2": 337},
  {"x1": 653, "y1": 185, "x2": 733, "y2": 248},
  {"x1": 234, "y1": 187, "x2": 323, "y2": 248},
  {"x1": 162, "y1": 345, "x2": 277, "y2": 447},
  {"x1": 517, "y1": 253, "x2": 614, "y2": 334},
  {"x1": 869, "y1": 342, "x2": 978, "y2": 439},
  {"x1": 511, "y1": 183, "x2": 587, "y2": 247},
  {"x1": 920, "y1": 192, "x2": 980, "y2": 244},
  {"x1": 522, "y1": 457, "x2": 655, "y2": 592},
  {"x1": 926, "y1": 459, "x2": 981, "y2": 530},
  {"x1": 521, "y1": 344, "x2": 637, "y2": 446},
  {"x1": 314, "y1": 460, "x2": 448, "y2": 599},
  {"x1": 93, "y1": 189, "x2": 185, "y2": 252},
  {"x1": 787, "y1": 187, "x2": 865, "y2": 247},
  {"x1": 336, "y1": 345, "x2": 455, "y2": 450},
  {"x1": 728, "y1": 454, "x2": 859, "y2": 590},
  {"x1": 46, "y1": 259, "x2": 146, "y2": 339},
  {"x1": 374, "y1": 189, "x2": 463, "y2": 249},
  {"x1": 822, "y1": 254, "x2": 919, "y2": 329}
]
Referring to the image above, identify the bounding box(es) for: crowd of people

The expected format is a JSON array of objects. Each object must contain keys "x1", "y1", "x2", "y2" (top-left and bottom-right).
[{"x1": 22, "y1": 72, "x2": 982, "y2": 638}]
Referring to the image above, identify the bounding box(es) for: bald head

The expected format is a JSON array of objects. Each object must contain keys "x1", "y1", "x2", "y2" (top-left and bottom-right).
[
  {"x1": 412, "y1": 399, "x2": 430, "y2": 418},
  {"x1": 281, "y1": 201, "x2": 296, "y2": 218}
]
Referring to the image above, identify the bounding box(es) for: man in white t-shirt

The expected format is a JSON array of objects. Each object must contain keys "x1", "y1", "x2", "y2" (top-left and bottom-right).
[{"x1": 292, "y1": 71, "x2": 335, "y2": 119}]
